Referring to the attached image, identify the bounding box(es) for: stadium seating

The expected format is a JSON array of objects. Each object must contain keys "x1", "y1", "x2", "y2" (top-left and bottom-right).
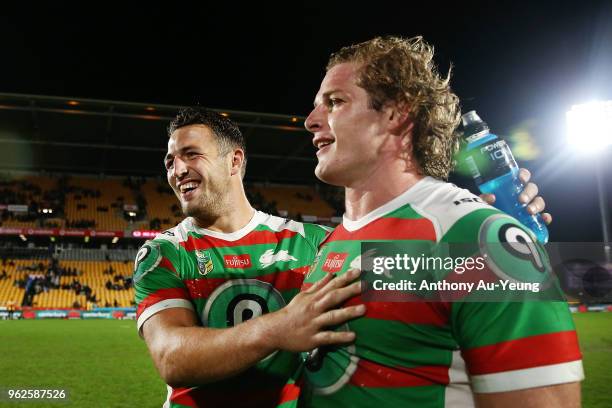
[
  {"x1": 0, "y1": 274, "x2": 24, "y2": 307},
  {"x1": 140, "y1": 179, "x2": 183, "y2": 230},
  {"x1": 1, "y1": 175, "x2": 56, "y2": 228},
  {"x1": 1, "y1": 173, "x2": 340, "y2": 233},
  {"x1": 0, "y1": 172, "x2": 340, "y2": 310},
  {"x1": 0, "y1": 258, "x2": 135, "y2": 309},
  {"x1": 0, "y1": 259, "x2": 49, "y2": 307},
  {"x1": 63, "y1": 177, "x2": 136, "y2": 231},
  {"x1": 250, "y1": 184, "x2": 335, "y2": 218},
  {"x1": 56, "y1": 248, "x2": 137, "y2": 262},
  {"x1": 34, "y1": 260, "x2": 135, "y2": 309}
]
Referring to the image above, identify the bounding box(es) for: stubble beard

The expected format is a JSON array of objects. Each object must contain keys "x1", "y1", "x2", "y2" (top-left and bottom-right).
[{"x1": 181, "y1": 182, "x2": 229, "y2": 226}]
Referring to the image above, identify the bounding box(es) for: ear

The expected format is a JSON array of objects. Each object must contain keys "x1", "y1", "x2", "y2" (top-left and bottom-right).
[
  {"x1": 386, "y1": 102, "x2": 414, "y2": 136},
  {"x1": 229, "y1": 148, "x2": 245, "y2": 176}
]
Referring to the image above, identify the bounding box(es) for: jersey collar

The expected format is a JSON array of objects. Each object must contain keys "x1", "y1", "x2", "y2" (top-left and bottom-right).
[
  {"x1": 342, "y1": 176, "x2": 438, "y2": 232},
  {"x1": 185, "y1": 210, "x2": 267, "y2": 241}
]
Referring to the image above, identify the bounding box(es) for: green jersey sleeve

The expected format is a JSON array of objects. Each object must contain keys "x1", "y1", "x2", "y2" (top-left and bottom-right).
[
  {"x1": 133, "y1": 238, "x2": 194, "y2": 335},
  {"x1": 443, "y1": 209, "x2": 583, "y2": 393}
]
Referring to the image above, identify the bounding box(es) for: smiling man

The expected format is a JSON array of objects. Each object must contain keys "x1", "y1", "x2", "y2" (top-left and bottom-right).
[
  {"x1": 298, "y1": 36, "x2": 583, "y2": 408},
  {"x1": 134, "y1": 108, "x2": 366, "y2": 408},
  {"x1": 134, "y1": 66, "x2": 556, "y2": 408}
]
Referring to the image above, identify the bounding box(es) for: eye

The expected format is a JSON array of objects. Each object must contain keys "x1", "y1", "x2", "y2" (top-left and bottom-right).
[
  {"x1": 183, "y1": 151, "x2": 202, "y2": 160},
  {"x1": 327, "y1": 97, "x2": 344, "y2": 110},
  {"x1": 164, "y1": 158, "x2": 174, "y2": 170}
]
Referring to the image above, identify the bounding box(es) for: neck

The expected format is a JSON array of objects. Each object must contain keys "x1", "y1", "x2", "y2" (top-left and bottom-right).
[
  {"x1": 344, "y1": 167, "x2": 423, "y2": 221},
  {"x1": 193, "y1": 185, "x2": 255, "y2": 233}
]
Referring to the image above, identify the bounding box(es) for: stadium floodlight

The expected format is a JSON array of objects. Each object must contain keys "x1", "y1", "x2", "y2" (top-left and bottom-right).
[
  {"x1": 566, "y1": 101, "x2": 612, "y2": 152},
  {"x1": 566, "y1": 100, "x2": 612, "y2": 263}
]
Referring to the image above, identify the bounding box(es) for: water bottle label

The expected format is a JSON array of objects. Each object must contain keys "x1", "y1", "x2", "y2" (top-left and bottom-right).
[{"x1": 466, "y1": 139, "x2": 518, "y2": 184}]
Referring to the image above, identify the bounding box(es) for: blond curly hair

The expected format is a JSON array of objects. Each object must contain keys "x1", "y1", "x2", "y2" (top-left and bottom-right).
[{"x1": 327, "y1": 36, "x2": 461, "y2": 180}]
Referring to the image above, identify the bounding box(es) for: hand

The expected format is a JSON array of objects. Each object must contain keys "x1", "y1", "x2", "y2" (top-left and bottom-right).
[
  {"x1": 480, "y1": 168, "x2": 552, "y2": 224},
  {"x1": 269, "y1": 268, "x2": 366, "y2": 352}
]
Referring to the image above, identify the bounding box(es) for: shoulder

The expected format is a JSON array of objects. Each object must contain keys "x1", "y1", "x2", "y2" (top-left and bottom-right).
[
  {"x1": 408, "y1": 178, "x2": 503, "y2": 241},
  {"x1": 412, "y1": 181, "x2": 550, "y2": 287},
  {"x1": 149, "y1": 219, "x2": 192, "y2": 250},
  {"x1": 257, "y1": 212, "x2": 332, "y2": 249},
  {"x1": 256, "y1": 212, "x2": 307, "y2": 236},
  {"x1": 302, "y1": 223, "x2": 333, "y2": 243},
  {"x1": 133, "y1": 220, "x2": 191, "y2": 283}
]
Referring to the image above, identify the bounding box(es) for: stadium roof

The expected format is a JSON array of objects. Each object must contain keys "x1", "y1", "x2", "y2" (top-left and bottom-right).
[{"x1": 0, "y1": 93, "x2": 318, "y2": 183}]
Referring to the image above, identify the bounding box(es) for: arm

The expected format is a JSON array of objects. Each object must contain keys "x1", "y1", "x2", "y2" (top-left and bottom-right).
[
  {"x1": 475, "y1": 382, "x2": 581, "y2": 408},
  {"x1": 448, "y1": 211, "x2": 583, "y2": 406},
  {"x1": 142, "y1": 268, "x2": 365, "y2": 387}
]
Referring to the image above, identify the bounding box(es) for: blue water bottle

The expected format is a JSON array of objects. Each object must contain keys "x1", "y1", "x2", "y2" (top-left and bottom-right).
[{"x1": 461, "y1": 110, "x2": 549, "y2": 243}]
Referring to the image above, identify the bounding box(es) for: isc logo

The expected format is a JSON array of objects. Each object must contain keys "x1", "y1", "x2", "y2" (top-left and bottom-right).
[{"x1": 453, "y1": 197, "x2": 484, "y2": 206}]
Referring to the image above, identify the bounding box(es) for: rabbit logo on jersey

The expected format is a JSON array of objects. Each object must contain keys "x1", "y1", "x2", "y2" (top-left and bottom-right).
[{"x1": 259, "y1": 249, "x2": 297, "y2": 268}]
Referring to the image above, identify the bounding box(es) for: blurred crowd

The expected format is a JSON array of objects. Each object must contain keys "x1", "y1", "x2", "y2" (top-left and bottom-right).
[{"x1": 4, "y1": 256, "x2": 134, "y2": 309}]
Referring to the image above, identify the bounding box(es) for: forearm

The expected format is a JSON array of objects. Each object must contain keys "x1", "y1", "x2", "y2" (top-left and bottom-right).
[
  {"x1": 145, "y1": 309, "x2": 282, "y2": 386},
  {"x1": 475, "y1": 382, "x2": 581, "y2": 408},
  {"x1": 143, "y1": 269, "x2": 365, "y2": 387}
]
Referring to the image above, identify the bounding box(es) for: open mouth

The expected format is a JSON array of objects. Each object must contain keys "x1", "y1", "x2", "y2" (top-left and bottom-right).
[
  {"x1": 179, "y1": 181, "x2": 200, "y2": 199},
  {"x1": 316, "y1": 140, "x2": 334, "y2": 155}
]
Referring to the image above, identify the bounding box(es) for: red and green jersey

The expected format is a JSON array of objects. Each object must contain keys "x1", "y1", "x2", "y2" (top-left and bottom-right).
[
  {"x1": 134, "y1": 211, "x2": 330, "y2": 408},
  {"x1": 299, "y1": 177, "x2": 583, "y2": 408}
]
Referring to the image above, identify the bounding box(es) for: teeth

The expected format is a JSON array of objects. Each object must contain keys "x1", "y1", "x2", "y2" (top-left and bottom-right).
[
  {"x1": 180, "y1": 182, "x2": 199, "y2": 193},
  {"x1": 318, "y1": 141, "x2": 332, "y2": 149}
]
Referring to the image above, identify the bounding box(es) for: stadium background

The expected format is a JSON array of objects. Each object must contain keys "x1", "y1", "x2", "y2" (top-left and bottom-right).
[{"x1": 1, "y1": 2, "x2": 611, "y2": 407}]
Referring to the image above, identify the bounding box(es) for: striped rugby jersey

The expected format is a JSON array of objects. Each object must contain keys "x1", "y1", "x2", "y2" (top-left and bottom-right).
[
  {"x1": 134, "y1": 211, "x2": 330, "y2": 408},
  {"x1": 299, "y1": 177, "x2": 583, "y2": 408}
]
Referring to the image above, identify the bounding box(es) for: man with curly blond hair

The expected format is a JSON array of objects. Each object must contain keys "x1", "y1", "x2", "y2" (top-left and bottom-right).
[{"x1": 297, "y1": 36, "x2": 582, "y2": 407}]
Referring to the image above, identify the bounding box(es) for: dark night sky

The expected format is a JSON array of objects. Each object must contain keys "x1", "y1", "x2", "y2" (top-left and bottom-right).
[
  {"x1": 0, "y1": 1, "x2": 610, "y2": 241},
  {"x1": 1, "y1": 2, "x2": 609, "y2": 116}
]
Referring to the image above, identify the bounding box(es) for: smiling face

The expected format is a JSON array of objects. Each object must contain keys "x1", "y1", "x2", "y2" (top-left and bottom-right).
[
  {"x1": 165, "y1": 125, "x2": 231, "y2": 222},
  {"x1": 305, "y1": 62, "x2": 392, "y2": 187}
]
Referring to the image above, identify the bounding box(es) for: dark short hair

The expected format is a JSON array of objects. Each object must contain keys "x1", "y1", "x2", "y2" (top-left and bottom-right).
[{"x1": 168, "y1": 107, "x2": 247, "y2": 177}]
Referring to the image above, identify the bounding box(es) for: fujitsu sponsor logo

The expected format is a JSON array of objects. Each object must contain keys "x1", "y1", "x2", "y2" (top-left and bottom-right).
[
  {"x1": 322, "y1": 252, "x2": 348, "y2": 273},
  {"x1": 224, "y1": 254, "x2": 252, "y2": 269}
]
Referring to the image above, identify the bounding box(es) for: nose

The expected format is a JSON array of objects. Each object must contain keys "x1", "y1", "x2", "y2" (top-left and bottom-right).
[
  {"x1": 172, "y1": 156, "x2": 188, "y2": 179},
  {"x1": 305, "y1": 105, "x2": 324, "y2": 134}
]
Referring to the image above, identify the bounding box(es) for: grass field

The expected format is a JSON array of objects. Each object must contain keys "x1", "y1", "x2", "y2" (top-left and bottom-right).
[
  {"x1": 0, "y1": 313, "x2": 610, "y2": 407},
  {"x1": 574, "y1": 312, "x2": 612, "y2": 408}
]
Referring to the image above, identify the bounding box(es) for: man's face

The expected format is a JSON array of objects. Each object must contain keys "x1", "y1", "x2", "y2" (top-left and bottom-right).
[
  {"x1": 165, "y1": 125, "x2": 231, "y2": 221},
  {"x1": 305, "y1": 62, "x2": 391, "y2": 187}
]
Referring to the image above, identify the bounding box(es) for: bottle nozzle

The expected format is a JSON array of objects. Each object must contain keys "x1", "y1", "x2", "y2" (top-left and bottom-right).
[
  {"x1": 461, "y1": 110, "x2": 489, "y2": 139},
  {"x1": 461, "y1": 110, "x2": 482, "y2": 127}
]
